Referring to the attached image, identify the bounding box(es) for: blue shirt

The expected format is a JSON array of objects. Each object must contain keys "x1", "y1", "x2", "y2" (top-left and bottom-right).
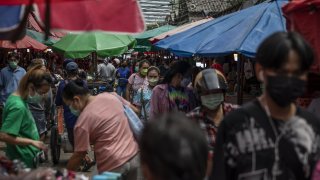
[
  {"x1": 0, "y1": 66, "x2": 26, "y2": 105},
  {"x1": 55, "y1": 80, "x2": 80, "y2": 129}
]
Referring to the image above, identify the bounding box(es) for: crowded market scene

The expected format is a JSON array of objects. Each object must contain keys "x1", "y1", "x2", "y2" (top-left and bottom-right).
[{"x1": 0, "y1": 0, "x2": 320, "y2": 179}]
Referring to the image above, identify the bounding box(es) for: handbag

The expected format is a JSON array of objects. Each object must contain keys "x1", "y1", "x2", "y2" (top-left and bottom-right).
[{"x1": 113, "y1": 94, "x2": 144, "y2": 141}]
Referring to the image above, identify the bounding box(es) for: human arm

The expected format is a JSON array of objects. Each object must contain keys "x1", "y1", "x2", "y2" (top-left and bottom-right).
[
  {"x1": 0, "y1": 132, "x2": 47, "y2": 151},
  {"x1": 150, "y1": 86, "x2": 161, "y2": 119},
  {"x1": 126, "y1": 74, "x2": 135, "y2": 101},
  {"x1": 68, "y1": 127, "x2": 90, "y2": 171},
  {"x1": 67, "y1": 151, "x2": 86, "y2": 171},
  {"x1": 55, "y1": 81, "x2": 64, "y2": 106},
  {"x1": 44, "y1": 88, "x2": 53, "y2": 121}
]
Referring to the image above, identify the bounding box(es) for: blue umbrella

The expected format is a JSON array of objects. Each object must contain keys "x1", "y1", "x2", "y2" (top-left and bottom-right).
[{"x1": 155, "y1": 0, "x2": 288, "y2": 57}]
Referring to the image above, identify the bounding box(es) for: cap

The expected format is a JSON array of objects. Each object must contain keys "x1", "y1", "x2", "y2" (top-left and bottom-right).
[
  {"x1": 66, "y1": 62, "x2": 78, "y2": 72},
  {"x1": 113, "y1": 58, "x2": 120, "y2": 65},
  {"x1": 63, "y1": 59, "x2": 74, "y2": 69}
]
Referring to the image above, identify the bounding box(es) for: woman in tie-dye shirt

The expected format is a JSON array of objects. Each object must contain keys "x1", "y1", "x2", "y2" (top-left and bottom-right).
[{"x1": 150, "y1": 61, "x2": 197, "y2": 118}]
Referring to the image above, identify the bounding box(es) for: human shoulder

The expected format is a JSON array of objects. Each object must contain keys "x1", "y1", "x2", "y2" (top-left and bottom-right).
[
  {"x1": 297, "y1": 107, "x2": 320, "y2": 129},
  {"x1": 220, "y1": 101, "x2": 261, "y2": 128},
  {"x1": 5, "y1": 96, "x2": 26, "y2": 112},
  {"x1": 17, "y1": 67, "x2": 26, "y2": 73}
]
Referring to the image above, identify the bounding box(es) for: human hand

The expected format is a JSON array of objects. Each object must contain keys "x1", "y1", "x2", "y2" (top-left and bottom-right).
[{"x1": 32, "y1": 141, "x2": 48, "y2": 152}]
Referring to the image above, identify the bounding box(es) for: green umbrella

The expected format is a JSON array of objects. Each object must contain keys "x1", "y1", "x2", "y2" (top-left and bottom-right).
[
  {"x1": 52, "y1": 32, "x2": 136, "y2": 58},
  {"x1": 134, "y1": 25, "x2": 176, "y2": 52},
  {"x1": 26, "y1": 30, "x2": 59, "y2": 46}
]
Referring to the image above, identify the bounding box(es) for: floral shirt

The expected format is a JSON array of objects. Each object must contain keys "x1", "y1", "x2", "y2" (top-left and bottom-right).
[{"x1": 133, "y1": 85, "x2": 153, "y2": 122}]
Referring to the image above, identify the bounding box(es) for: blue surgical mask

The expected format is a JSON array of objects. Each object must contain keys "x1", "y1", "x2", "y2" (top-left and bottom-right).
[
  {"x1": 27, "y1": 91, "x2": 42, "y2": 104},
  {"x1": 69, "y1": 106, "x2": 80, "y2": 116}
]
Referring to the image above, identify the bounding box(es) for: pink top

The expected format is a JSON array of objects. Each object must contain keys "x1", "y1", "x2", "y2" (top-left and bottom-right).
[{"x1": 74, "y1": 93, "x2": 138, "y2": 173}]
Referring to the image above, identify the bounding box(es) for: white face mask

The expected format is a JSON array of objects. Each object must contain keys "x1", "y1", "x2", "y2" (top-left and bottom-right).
[{"x1": 200, "y1": 93, "x2": 224, "y2": 110}]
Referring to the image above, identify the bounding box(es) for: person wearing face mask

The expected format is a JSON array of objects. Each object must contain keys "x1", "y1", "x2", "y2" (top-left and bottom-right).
[
  {"x1": 62, "y1": 80, "x2": 141, "y2": 179},
  {"x1": 150, "y1": 61, "x2": 197, "y2": 118},
  {"x1": 186, "y1": 68, "x2": 238, "y2": 176},
  {"x1": 0, "y1": 53, "x2": 26, "y2": 126},
  {"x1": 126, "y1": 60, "x2": 150, "y2": 103},
  {"x1": 27, "y1": 59, "x2": 53, "y2": 145},
  {"x1": 211, "y1": 32, "x2": 320, "y2": 180},
  {"x1": 0, "y1": 65, "x2": 51, "y2": 168},
  {"x1": 116, "y1": 61, "x2": 131, "y2": 97},
  {"x1": 133, "y1": 66, "x2": 160, "y2": 123}
]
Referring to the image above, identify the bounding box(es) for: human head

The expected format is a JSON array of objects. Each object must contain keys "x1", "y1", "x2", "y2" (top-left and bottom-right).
[
  {"x1": 121, "y1": 60, "x2": 128, "y2": 67},
  {"x1": 62, "y1": 79, "x2": 90, "y2": 114},
  {"x1": 28, "y1": 58, "x2": 47, "y2": 71},
  {"x1": 194, "y1": 69, "x2": 227, "y2": 110},
  {"x1": 162, "y1": 61, "x2": 192, "y2": 88},
  {"x1": 256, "y1": 32, "x2": 314, "y2": 107},
  {"x1": 18, "y1": 65, "x2": 52, "y2": 100},
  {"x1": 63, "y1": 59, "x2": 74, "y2": 70},
  {"x1": 139, "y1": 60, "x2": 150, "y2": 77},
  {"x1": 66, "y1": 62, "x2": 79, "y2": 78},
  {"x1": 113, "y1": 58, "x2": 121, "y2": 67},
  {"x1": 7, "y1": 52, "x2": 20, "y2": 70},
  {"x1": 147, "y1": 66, "x2": 160, "y2": 87},
  {"x1": 78, "y1": 69, "x2": 87, "y2": 81},
  {"x1": 140, "y1": 112, "x2": 208, "y2": 180}
]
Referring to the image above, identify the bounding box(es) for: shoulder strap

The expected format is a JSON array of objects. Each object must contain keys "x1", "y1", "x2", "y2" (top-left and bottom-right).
[{"x1": 140, "y1": 87, "x2": 147, "y2": 119}]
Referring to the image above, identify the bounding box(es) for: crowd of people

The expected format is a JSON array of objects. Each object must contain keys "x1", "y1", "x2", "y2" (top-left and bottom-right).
[{"x1": 0, "y1": 31, "x2": 319, "y2": 180}]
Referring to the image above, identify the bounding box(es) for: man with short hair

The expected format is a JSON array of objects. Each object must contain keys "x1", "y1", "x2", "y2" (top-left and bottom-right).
[
  {"x1": 97, "y1": 57, "x2": 116, "y2": 83},
  {"x1": 0, "y1": 53, "x2": 26, "y2": 106},
  {"x1": 211, "y1": 32, "x2": 320, "y2": 180}
]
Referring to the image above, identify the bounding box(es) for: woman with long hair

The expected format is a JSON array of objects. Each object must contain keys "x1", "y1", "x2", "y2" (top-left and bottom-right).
[{"x1": 0, "y1": 65, "x2": 52, "y2": 168}]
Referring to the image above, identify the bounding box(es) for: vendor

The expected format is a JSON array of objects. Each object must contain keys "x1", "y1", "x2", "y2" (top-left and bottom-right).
[{"x1": 0, "y1": 65, "x2": 51, "y2": 168}]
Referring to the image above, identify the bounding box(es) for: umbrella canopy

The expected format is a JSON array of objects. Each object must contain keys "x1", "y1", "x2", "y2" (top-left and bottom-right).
[
  {"x1": 0, "y1": 0, "x2": 82, "y2": 5},
  {"x1": 150, "y1": 18, "x2": 213, "y2": 44},
  {"x1": 283, "y1": 0, "x2": 320, "y2": 73},
  {"x1": 134, "y1": 25, "x2": 176, "y2": 52},
  {"x1": 0, "y1": 0, "x2": 145, "y2": 41},
  {"x1": 27, "y1": 30, "x2": 59, "y2": 45},
  {"x1": 35, "y1": 0, "x2": 145, "y2": 34},
  {"x1": 0, "y1": 35, "x2": 47, "y2": 50},
  {"x1": 52, "y1": 32, "x2": 136, "y2": 58},
  {"x1": 155, "y1": 0, "x2": 287, "y2": 57}
]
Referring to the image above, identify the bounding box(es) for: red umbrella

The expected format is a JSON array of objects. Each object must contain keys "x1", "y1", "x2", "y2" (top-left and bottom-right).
[
  {"x1": 0, "y1": 35, "x2": 47, "y2": 50},
  {"x1": 0, "y1": 0, "x2": 82, "y2": 5},
  {"x1": 34, "y1": 0, "x2": 145, "y2": 33},
  {"x1": 283, "y1": 0, "x2": 320, "y2": 73}
]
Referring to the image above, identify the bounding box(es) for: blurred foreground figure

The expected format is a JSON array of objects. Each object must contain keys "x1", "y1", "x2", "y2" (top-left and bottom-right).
[
  {"x1": 140, "y1": 112, "x2": 208, "y2": 180},
  {"x1": 211, "y1": 32, "x2": 320, "y2": 180}
]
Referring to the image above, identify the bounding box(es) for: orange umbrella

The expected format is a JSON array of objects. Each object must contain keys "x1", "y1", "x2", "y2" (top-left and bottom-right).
[{"x1": 0, "y1": 35, "x2": 47, "y2": 50}]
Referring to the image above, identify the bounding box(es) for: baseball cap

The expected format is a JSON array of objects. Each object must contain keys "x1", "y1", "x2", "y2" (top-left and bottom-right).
[
  {"x1": 63, "y1": 59, "x2": 74, "y2": 69},
  {"x1": 66, "y1": 62, "x2": 78, "y2": 72}
]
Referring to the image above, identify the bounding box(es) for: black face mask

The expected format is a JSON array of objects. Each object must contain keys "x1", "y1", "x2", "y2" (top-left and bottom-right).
[{"x1": 266, "y1": 75, "x2": 306, "y2": 107}]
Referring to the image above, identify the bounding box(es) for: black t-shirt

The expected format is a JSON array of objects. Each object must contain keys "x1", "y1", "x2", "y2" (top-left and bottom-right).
[{"x1": 211, "y1": 99, "x2": 320, "y2": 180}]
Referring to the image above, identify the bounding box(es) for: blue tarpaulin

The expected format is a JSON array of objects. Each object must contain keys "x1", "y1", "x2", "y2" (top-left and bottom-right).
[
  {"x1": 0, "y1": 5, "x2": 24, "y2": 32},
  {"x1": 155, "y1": 0, "x2": 288, "y2": 57}
]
